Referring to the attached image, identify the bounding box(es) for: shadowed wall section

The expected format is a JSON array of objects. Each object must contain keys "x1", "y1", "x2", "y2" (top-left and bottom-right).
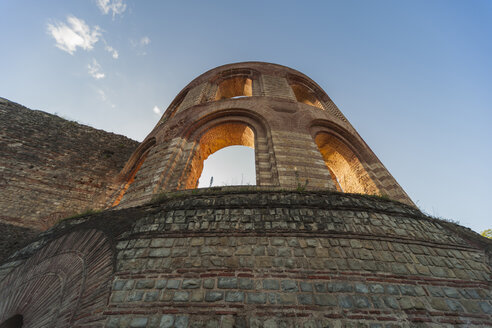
[
  {"x1": 0, "y1": 99, "x2": 138, "y2": 230},
  {"x1": 0, "y1": 229, "x2": 113, "y2": 327}
]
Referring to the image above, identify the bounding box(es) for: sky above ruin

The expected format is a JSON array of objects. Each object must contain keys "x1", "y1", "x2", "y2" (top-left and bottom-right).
[{"x1": 1, "y1": 0, "x2": 491, "y2": 233}]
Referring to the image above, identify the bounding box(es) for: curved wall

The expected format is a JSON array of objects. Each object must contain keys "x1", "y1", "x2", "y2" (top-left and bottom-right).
[
  {"x1": 114, "y1": 62, "x2": 413, "y2": 208},
  {"x1": 1, "y1": 189, "x2": 490, "y2": 327}
]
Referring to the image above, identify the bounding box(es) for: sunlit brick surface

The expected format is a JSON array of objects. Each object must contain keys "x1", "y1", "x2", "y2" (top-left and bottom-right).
[{"x1": 114, "y1": 62, "x2": 413, "y2": 208}]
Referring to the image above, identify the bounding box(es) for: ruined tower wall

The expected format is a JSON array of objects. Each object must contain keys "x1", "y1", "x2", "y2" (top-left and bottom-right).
[
  {"x1": 0, "y1": 98, "x2": 139, "y2": 230},
  {"x1": 114, "y1": 63, "x2": 413, "y2": 209}
]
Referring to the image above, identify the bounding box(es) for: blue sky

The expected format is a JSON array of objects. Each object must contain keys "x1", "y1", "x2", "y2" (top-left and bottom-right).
[{"x1": 1, "y1": 0, "x2": 491, "y2": 233}]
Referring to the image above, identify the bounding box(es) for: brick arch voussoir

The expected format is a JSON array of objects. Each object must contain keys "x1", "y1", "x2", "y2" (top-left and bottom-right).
[
  {"x1": 182, "y1": 108, "x2": 270, "y2": 142},
  {"x1": 286, "y1": 73, "x2": 332, "y2": 103},
  {"x1": 310, "y1": 120, "x2": 378, "y2": 164}
]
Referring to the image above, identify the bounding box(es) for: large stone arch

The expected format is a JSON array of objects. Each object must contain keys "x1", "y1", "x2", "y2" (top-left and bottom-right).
[
  {"x1": 166, "y1": 109, "x2": 279, "y2": 190},
  {"x1": 0, "y1": 229, "x2": 113, "y2": 327}
]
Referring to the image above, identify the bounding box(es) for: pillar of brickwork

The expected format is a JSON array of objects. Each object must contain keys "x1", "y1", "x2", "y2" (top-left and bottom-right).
[{"x1": 113, "y1": 62, "x2": 413, "y2": 208}]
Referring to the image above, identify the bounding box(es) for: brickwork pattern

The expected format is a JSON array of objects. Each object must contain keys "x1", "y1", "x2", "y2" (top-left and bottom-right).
[{"x1": 0, "y1": 229, "x2": 113, "y2": 327}]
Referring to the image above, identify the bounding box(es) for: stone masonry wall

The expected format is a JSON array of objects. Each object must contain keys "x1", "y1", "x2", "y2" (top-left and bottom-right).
[
  {"x1": 1, "y1": 189, "x2": 490, "y2": 327},
  {"x1": 0, "y1": 98, "x2": 139, "y2": 230}
]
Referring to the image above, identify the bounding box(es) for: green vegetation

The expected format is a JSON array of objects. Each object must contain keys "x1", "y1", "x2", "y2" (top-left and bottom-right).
[
  {"x1": 294, "y1": 170, "x2": 309, "y2": 192},
  {"x1": 57, "y1": 208, "x2": 102, "y2": 225},
  {"x1": 481, "y1": 229, "x2": 492, "y2": 239}
]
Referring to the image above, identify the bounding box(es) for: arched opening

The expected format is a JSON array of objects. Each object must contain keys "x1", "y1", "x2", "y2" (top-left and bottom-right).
[
  {"x1": 184, "y1": 122, "x2": 255, "y2": 189},
  {"x1": 315, "y1": 132, "x2": 379, "y2": 195},
  {"x1": 0, "y1": 315, "x2": 23, "y2": 328},
  {"x1": 291, "y1": 83, "x2": 324, "y2": 109},
  {"x1": 197, "y1": 146, "x2": 255, "y2": 187},
  {"x1": 215, "y1": 77, "x2": 252, "y2": 100}
]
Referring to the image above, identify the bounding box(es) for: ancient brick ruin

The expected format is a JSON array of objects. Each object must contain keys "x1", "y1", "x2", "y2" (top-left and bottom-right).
[
  {"x1": 0, "y1": 62, "x2": 490, "y2": 327},
  {"x1": 113, "y1": 62, "x2": 412, "y2": 209}
]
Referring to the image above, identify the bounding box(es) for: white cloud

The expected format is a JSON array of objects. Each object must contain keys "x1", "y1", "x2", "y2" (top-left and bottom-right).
[
  {"x1": 47, "y1": 16, "x2": 101, "y2": 55},
  {"x1": 97, "y1": 89, "x2": 107, "y2": 100},
  {"x1": 153, "y1": 106, "x2": 162, "y2": 115},
  {"x1": 96, "y1": 88, "x2": 116, "y2": 108},
  {"x1": 105, "y1": 45, "x2": 119, "y2": 59},
  {"x1": 97, "y1": 0, "x2": 127, "y2": 18},
  {"x1": 88, "y1": 59, "x2": 105, "y2": 79},
  {"x1": 141, "y1": 36, "x2": 150, "y2": 46}
]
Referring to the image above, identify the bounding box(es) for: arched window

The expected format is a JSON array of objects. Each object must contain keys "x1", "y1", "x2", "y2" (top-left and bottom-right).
[
  {"x1": 314, "y1": 132, "x2": 378, "y2": 195},
  {"x1": 0, "y1": 315, "x2": 23, "y2": 328},
  {"x1": 184, "y1": 123, "x2": 255, "y2": 189},
  {"x1": 291, "y1": 83, "x2": 324, "y2": 109},
  {"x1": 198, "y1": 146, "x2": 255, "y2": 187},
  {"x1": 215, "y1": 77, "x2": 252, "y2": 100}
]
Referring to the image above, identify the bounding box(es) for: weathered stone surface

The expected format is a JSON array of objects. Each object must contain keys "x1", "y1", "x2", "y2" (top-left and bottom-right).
[{"x1": 0, "y1": 99, "x2": 138, "y2": 234}]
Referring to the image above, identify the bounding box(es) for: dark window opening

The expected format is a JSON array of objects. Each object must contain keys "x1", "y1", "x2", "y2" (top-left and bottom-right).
[{"x1": 0, "y1": 315, "x2": 23, "y2": 328}]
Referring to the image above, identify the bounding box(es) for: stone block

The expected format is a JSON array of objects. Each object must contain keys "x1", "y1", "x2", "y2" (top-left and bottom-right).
[
  {"x1": 136, "y1": 279, "x2": 155, "y2": 289},
  {"x1": 278, "y1": 293, "x2": 296, "y2": 304},
  {"x1": 149, "y1": 248, "x2": 171, "y2": 257},
  {"x1": 247, "y1": 292, "x2": 267, "y2": 304},
  {"x1": 155, "y1": 279, "x2": 167, "y2": 289},
  {"x1": 238, "y1": 278, "x2": 254, "y2": 289},
  {"x1": 225, "y1": 291, "x2": 245, "y2": 302},
  {"x1": 218, "y1": 277, "x2": 237, "y2": 289},
  {"x1": 263, "y1": 279, "x2": 280, "y2": 290},
  {"x1": 300, "y1": 282, "x2": 313, "y2": 292},
  {"x1": 110, "y1": 291, "x2": 126, "y2": 303},
  {"x1": 160, "y1": 315, "x2": 174, "y2": 328},
  {"x1": 203, "y1": 278, "x2": 215, "y2": 289},
  {"x1": 175, "y1": 316, "x2": 189, "y2": 328},
  {"x1": 205, "y1": 291, "x2": 224, "y2": 302},
  {"x1": 298, "y1": 294, "x2": 313, "y2": 304},
  {"x1": 328, "y1": 282, "x2": 353, "y2": 293},
  {"x1": 130, "y1": 317, "x2": 148, "y2": 328},
  {"x1": 281, "y1": 280, "x2": 298, "y2": 292},
  {"x1": 127, "y1": 290, "x2": 144, "y2": 302},
  {"x1": 182, "y1": 278, "x2": 201, "y2": 289},
  {"x1": 166, "y1": 279, "x2": 180, "y2": 289},
  {"x1": 314, "y1": 294, "x2": 337, "y2": 306},
  {"x1": 314, "y1": 282, "x2": 327, "y2": 292},
  {"x1": 353, "y1": 295, "x2": 371, "y2": 308},
  {"x1": 144, "y1": 291, "x2": 159, "y2": 302},
  {"x1": 338, "y1": 295, "x2": 354, "y2": 308},
  {"x1": 173, "y1": 291, "x2": 189, "y2": 302},
  {"x1": 355, "y1": 283, "x2": 368, "y2": 294}
]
